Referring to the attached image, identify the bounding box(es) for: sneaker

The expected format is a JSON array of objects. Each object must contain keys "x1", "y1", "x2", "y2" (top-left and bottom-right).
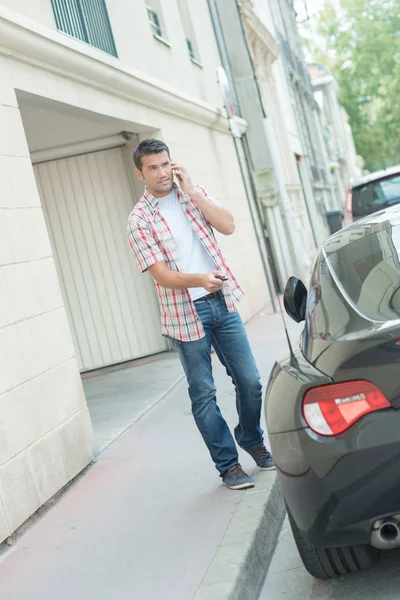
[
  {"x1": 243, "y1": 444, "x2": 275, "y2": 471},
  {"x1": 222, "y1": 465, "x2": 255, "y2": 490}
]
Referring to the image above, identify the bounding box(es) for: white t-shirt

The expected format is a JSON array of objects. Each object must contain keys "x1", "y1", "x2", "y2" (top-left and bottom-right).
[{"x1": 158, "y1": 189, "x2": 216, "y2": 301}]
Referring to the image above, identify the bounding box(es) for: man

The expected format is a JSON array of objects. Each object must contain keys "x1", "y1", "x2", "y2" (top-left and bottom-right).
[{"x1": 127, "y1": 138, "x2": 274, "y2": 490}]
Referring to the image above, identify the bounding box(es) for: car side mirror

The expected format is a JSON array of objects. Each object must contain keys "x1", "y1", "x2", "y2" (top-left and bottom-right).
[{"x1": 284, "y1": 277, "x2": 307, "y2": 323}]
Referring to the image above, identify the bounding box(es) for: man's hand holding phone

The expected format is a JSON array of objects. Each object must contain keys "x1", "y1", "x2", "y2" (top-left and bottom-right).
[
  {"x1": 171, "y1": 159, "x2": 234, "y2": 236},
  {"x1": 171, "y1": 162, "x2": 194, "y2": 196},
  {"x1": 201, "y1": 271, "x2": 227, "y2": 292}
]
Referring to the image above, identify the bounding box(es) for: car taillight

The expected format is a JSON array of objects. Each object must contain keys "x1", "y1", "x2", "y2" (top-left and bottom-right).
[
  {"x1": 303, "y1": 381, "x2": 390, "y2": 436},
  {"x1": 344, "y1": 190, "x2": 353, "y2": 226}
]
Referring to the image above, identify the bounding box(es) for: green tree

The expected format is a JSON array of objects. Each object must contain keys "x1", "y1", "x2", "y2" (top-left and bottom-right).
[{"x1": 316, "y1": 0, "x2": 400, "y2": 171}]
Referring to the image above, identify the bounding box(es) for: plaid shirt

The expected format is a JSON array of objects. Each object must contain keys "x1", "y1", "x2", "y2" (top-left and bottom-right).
[{"x1": 127, "y1": 184, "x2": 244, "y2": 341}]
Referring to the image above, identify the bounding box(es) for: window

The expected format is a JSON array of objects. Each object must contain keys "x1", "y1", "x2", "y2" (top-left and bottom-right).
[
  {"x1": 325, "y1": 222, "x2": 400, "y2": 321},
  {"x1": 147, "y1": 7, "x2": 162, "y2": 38},
  {"x1": 177, "y1": 0, "x2": 200, "y2": 65},
  {"x1": 51, "y1": 0, "x2": 117, "y2": 57},
  {"x1": 146, "y1": 2, "x2": 169, "y2": 43},
  {"x1": 186, "y1": 39, "x2": 195, "y2": 61}
]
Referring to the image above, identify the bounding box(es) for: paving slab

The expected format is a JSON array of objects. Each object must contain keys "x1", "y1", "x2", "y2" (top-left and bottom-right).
[
  {"x1": 0, "y1": 306, "x2": 301, "y2": 600},
  {"x1": 82, "y1": 351, "x2": 184, "y2": 451}
]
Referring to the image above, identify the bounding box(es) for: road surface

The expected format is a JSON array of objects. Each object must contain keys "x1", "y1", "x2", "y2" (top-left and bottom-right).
[{"x1": 261, "y1": 518, "x2": 400, "y2": 600}]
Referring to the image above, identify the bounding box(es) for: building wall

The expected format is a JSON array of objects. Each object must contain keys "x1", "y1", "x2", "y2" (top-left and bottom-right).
[
  {"x1": 3, "y1": 0, "x2": 224, "y2": 109},
  {"x1": 1, "y1": 0, "x2": 55, "y2": 28},
  {"x1": 0, "y1": 2, "x2": 273, "y2": 540},
  {"x1": 107, "y1": 0, "x2": 223, "y2": 107},
  {"x1": 241, "y1": 0, "x2": 326, "y2": 277},
  {"x1": 209, "y1": 0, "x2": 288, "y2": 294},
  {"x1": 252, "y1": 0, "x2": 302, "y2": 155},
  {"x1": 0, "y1": 54, "x2": 94, "y2": 542},
  {"x1": 262, "y1": 0, "x2": 336, "y2": 229},
  {"x1": 341, "y1": 108, "x2": 363, "y2": 183},
  {"x1": 260, "y1": 69, "x2": 319, "y2": 273},
  {"x1": 312, "y1": 72, "x2": 362, "y2": 199},
  {"x1": 1, "y1": 4, "x2": 271, "y2": 320}
]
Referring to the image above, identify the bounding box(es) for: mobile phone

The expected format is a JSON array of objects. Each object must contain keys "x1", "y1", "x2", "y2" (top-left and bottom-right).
[{"x1": 172, "y1": 168, "x2": 182, "y2": 183}]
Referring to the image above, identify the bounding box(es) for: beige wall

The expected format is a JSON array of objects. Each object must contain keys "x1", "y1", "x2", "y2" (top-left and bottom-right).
[
  {"x1": 240, "y1": 2, "x2": 320, "y2": 280},
  {"x1": 7, "y1": 43, "x2": 270, "y2": 322},
  {"x1": 0, "y1": 55, "x2": 94, "y2": 543},
  {"x1": 247, "y1": 0, "x2": 330, "y2": 258},
  {"x1": 108, "y1": 0, "x2": 223, "y2": 107},
  {"x1": 4, "y1": 0, "x2": 223, "y2": 109},
  {"x1": 0, "y1": 0, "x2": 55, "y2": 28}
]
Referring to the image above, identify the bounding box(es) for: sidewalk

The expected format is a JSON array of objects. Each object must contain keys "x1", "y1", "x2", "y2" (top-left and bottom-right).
[
  {"x1": 0, "y1": 305, "x2": 301, "y2": 600},
  {"x1": 82, "y1": 350, "x2": 185, "y2": 452}
]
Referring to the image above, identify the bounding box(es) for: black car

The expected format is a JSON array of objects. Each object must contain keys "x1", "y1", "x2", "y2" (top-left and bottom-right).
[{"x1": 266, "y1": 205, "x2": 400, "y2": 579}]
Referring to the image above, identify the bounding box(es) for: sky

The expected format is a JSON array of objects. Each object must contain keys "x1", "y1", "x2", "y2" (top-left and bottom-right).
[{"x1": 293, "y1": 0, "x2": 327, "y2": 61}]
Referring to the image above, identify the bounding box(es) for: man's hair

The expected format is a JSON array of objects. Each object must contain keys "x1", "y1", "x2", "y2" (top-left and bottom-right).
[{"x1": 133, "y1": 138, "x2": 170, "y2": 170}]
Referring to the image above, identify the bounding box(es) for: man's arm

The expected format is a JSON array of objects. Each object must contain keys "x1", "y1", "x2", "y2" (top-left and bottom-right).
[
  {"x1": 149, "y1": 261, "x2": 224, "y2": 293},
  {"x1": 128, "y1": 214, "x2": 225, "y2": 292},
  {"x1": 172, "y1": 163, "x2": 235, "y2": 235},
  {"x1": 127, "y1": 213, "x2": 164, "y2": 272},
  {"x1": 190, "y1": 187, "x2": 235, "y2": 235}
]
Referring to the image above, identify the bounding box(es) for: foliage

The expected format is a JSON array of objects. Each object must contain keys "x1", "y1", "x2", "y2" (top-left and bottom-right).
[{"x1": 316, "y1": 0, "x2": 400, "y2": 171}]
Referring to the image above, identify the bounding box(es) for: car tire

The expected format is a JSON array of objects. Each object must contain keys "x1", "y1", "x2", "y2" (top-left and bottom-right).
[{"x1": 287, "y1": 511, "x2": 381, "y2": 579}]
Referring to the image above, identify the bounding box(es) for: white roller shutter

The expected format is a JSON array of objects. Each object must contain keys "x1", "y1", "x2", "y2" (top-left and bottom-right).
[{"x1": 34, "y1": 147, "x2": 167, "y2": 372}]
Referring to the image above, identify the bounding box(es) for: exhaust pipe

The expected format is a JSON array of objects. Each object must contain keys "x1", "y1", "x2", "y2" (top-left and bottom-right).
[
  {"x1": 371, "y1": 518, "x2": 400, "y2": 549},
  {"x1": 380, "y1": 520, "x2": 399, "y2": 542}
]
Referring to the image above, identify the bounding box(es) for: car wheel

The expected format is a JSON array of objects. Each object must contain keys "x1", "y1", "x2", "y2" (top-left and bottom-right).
[{"x1": 287, "y1": 511, "x2": 381, "y2": 579}]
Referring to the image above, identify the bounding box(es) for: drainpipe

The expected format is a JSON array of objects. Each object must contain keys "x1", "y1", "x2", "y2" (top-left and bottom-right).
[{"x1": 208, "y1": 0, "x2": 277, "y2": 312}]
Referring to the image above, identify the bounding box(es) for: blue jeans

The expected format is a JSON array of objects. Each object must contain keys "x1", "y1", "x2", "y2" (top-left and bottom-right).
[{"x1": 170, "y1": 296, "x2": 263, "y2": 475}]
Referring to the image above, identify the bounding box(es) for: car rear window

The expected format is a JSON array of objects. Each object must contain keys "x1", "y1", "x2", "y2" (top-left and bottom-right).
[
  {"x1": 352, "y1": 174, "x2": 400, "y2": 218},
  {"x1": 325, "y1": 222, "x2": 400, "y2": 321}
]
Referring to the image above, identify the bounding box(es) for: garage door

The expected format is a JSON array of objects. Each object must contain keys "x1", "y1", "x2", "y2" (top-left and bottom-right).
[{"x1": 34, "y1": 147, "x2": 167, "y2": 372}]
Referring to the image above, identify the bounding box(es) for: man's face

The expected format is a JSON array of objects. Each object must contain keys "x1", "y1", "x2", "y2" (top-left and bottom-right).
[{"x1": 136, "y1": 151, "x2": 173, "y2": 197}]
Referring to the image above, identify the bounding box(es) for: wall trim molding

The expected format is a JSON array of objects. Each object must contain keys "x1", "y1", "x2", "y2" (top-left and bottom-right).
[
  {"x1": 239, "y1": 0, "x2": 280, "y2": 67},
  {"x1": 30, "y1": 133, "x2": 131, "y2": 164},
  {"x1": 0, "y1": 7, "x2": 232, "y2": 134}
]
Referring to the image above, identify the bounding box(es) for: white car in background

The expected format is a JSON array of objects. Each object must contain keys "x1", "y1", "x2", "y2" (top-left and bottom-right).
[{"x1": 345, "y1": 165, "x2": 400, "y2": 226}]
